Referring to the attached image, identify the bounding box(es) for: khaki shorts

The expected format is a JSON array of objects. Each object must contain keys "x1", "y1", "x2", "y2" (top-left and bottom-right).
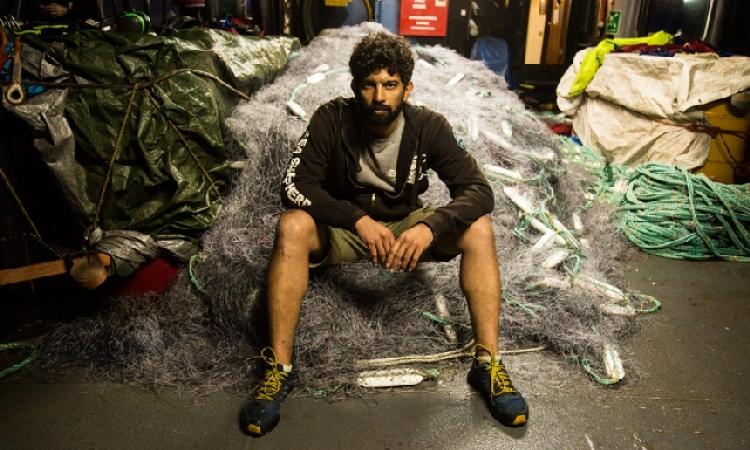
[{"x1": 311, "y1": 207, "x2": 458, "y2": 267}]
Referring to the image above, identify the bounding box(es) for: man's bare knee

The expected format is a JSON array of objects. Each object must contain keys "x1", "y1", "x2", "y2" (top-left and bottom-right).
[
  {"x1": 458, "y1": 215, "x2": 494, "y2": 250},
  {"x1": 276, "y1": 210, "x2": 318, "y2": 249}
]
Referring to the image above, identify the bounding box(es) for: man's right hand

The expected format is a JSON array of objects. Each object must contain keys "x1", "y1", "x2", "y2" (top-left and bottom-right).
[{"x1": 354, "y1": 215, "x2": 395, "y2": 266}]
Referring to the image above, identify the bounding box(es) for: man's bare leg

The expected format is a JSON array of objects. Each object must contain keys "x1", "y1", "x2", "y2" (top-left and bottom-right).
[
  {"x1": 454, "y1": 215, "x2": 501, "y2": 354},
  {"x1": 451, "y1": 215, "x2": 527, "y2": 427},
  {"x1": 266, "y1": 209, "x2": 326, "y2": 365},
  {"x1": 240, "y1": 210, "x2": 325, "y2": 436}
]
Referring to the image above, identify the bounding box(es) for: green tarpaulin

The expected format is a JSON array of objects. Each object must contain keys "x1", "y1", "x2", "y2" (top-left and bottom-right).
[{"x1": 12, "y1": 29, "x2": 298, "y2": 274}]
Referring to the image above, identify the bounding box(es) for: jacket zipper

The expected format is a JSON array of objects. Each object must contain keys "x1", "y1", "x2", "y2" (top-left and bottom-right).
[
  {"x1": 340, "y1": 102, "x2": 422, "y2": 202},
  {"x1": 381, "y1": 136, "x2": 421, "y2": 201},
  {"x1": 410, "y1": 149, "x2": 423, "y2": 208},
  {"x1": 371, "y1": 193, "x2": 376, "y2": 210}
]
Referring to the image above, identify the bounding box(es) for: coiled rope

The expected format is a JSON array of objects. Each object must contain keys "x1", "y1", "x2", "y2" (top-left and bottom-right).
[
  {"x1": 619, "y1": 163, "x2": 750, "y2": 261},
  {"x1": 559, "y1": 137, "x2": 750, "y2": 262}
]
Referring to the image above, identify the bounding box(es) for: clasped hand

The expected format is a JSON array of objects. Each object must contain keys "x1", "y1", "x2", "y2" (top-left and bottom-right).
[{"x1": 354, "y1": 215, "x2": 434, "y2": 272}]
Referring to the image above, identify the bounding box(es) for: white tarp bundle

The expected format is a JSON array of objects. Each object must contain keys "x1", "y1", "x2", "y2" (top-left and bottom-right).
[{"x1": 557, "y1": 50, "x2": 750, "y2": 169}]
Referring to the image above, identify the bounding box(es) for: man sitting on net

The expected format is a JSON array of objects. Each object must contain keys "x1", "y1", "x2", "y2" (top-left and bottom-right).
[{"x1": 240, "y1": 31, "x2": 529, "y2": 436}]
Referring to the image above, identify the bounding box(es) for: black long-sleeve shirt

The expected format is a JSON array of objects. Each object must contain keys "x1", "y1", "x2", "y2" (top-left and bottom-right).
[{"x1": 281, "y1": 97, "x2": 494, "y2": 238}]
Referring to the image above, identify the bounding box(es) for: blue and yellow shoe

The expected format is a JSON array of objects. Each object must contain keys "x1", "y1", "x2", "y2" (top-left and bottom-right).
[
  {"x1": 239, "y1": 347, "x2": 296, "y2": 436},
  {"x1": 467, "y1": 344, "x2": 529, "y2": 427}
]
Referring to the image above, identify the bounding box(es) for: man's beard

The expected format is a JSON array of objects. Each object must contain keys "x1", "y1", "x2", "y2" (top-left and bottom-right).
[{"x1": 360, "y1": 99, "x2": 404, "y2": 126}]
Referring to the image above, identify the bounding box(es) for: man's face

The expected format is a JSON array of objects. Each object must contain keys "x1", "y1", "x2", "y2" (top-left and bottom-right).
[{"x1": 355, "y1": 68, "x2": 413, "y2": 127}]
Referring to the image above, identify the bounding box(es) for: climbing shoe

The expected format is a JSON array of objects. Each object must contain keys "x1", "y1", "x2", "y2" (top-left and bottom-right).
[
  {"x1": 467, "y1": 344, "x2": 529, "y2": 427},
  {"x1": 239, "y1": 347, "x2": 296, "y2": 436}
]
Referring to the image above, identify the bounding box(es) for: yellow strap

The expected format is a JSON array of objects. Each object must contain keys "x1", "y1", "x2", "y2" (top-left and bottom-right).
[{"x1": 567, "y1": 30, "x2": 673, "y2": 97}]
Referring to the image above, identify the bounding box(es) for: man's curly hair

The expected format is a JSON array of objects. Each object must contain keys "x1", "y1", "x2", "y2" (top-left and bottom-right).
[{"x1": 349, "y1": 32, "x2": 415, "y2": 87}]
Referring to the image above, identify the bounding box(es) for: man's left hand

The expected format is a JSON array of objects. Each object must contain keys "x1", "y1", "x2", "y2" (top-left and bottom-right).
[{"x1": 385, "y1": 223, "x2": 434, "y2": 272}]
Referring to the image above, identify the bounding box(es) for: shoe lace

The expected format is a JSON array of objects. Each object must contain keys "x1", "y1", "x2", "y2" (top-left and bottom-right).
[
  {"x1": 472, "y1": 343, "x2": 516, "y2": 396},
  {"x1": 252, "y1": 347, "x2": 288, "y2": 401}
]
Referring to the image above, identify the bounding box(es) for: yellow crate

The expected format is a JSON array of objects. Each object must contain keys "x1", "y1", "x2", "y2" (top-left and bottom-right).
[{"x1": 698, "y1": 101, "x2": 750, "y2": 184}]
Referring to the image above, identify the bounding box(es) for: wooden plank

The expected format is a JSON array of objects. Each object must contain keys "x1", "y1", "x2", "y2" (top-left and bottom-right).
[
  {"x1": 524, "y1": 0, "x2": 547, "y2": 64},
  {"x1": 0, "y1": 253, "x2": 110, "y2": 287},
  {"x1": 0, "y1": 260, "x2": 67, "y2": 286},
  {"x1": 545, "y1": 0, "x2": 572, "y2": 64}
]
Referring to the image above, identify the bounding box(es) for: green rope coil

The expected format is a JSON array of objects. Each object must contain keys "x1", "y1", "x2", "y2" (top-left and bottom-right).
[
  {"x1": 619, "y1": 163, "x2": 750, "y2": 261},
  {"x1": 0, "y1": 342, "x2": 38, "y2": 379},
  {"x1": 559, "y1": 136, "x2": 750, "y2": 261}
]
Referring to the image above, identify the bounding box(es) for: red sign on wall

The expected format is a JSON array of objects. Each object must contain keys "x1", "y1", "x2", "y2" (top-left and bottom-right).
[{"x1": 399, "y1": 0, "x2": 450, "y2": 37}]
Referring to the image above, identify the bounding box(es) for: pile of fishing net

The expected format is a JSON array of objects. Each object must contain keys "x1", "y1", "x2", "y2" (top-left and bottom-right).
[{"x1": 38, "y1": 23, "x2": 656, "y2": 393}]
